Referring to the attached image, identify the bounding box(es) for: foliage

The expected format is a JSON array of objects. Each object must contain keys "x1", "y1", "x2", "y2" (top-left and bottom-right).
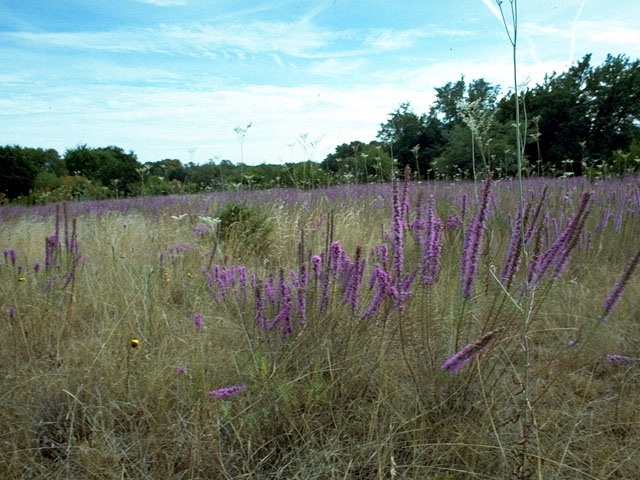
[
  {"x1": 0, "y1": 146, "x2": 38, "y2": 199},
  {"x1": 217, "y1": 201, "x2": 274, "y2": 256}
]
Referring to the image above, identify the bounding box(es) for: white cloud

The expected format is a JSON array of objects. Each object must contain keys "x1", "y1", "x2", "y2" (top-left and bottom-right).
[
  {"x1": 0, "y1": 81, "x2": 438, "y2": 164},
  {"x1": 2, "y1": 22, "x2": 337, "y2": 59},
  {"x1": 480, "y1": 0, "x2": 505, "y2": 24}
]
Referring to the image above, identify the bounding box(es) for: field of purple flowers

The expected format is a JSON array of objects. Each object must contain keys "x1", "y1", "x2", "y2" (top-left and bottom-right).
[{"x1": 1, "y1": 173, "x2": 639, "y2": 478}]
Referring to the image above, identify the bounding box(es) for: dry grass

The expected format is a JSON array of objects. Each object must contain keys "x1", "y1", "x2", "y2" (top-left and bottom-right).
[{"x1": 1, "y1": 177, "x2": 639, "y2": 479}]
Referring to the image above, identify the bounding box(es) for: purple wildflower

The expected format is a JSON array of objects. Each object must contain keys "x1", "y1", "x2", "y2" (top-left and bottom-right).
[
  {"x1": 343, "y1": 246, "x2": 366, "y2": 314},
  {"x1": 9, "y1": 249, "x2": 17, "y2": 265},
  {"x1": 390, "y1": 171, "x2": 406, "y2": 283},
  {"x1": 530, "y1": 191, "x2": 593, "y2": 286},
  {"x1": 601, "y1": 246, "x2": 640, "y2": 322},
  {"x1": 34, "y1": 262, "x2": 41, "y2": 272},
  {"x1": 7, "y1": 307, "x2": 16, "y2": 319},
  {"x1": 460, "y1": 178, "x2": 492, "y2": 299},
  {"x1": 193, "y1": 312, "x2": 203, "y2": 330},
  {"x1": 208, "y1": 385, "x2": 245, "y2": 399},
  {"x1": 296, "y1": 263, "x2": 308, "y2": 323},
  {"x1": 441, "y1": 329, "x2": 502, "y2": 374},
  {"x1": 500, "y1": 205, "x2": 524, "y2": 288},
  {"x1": 43, "y1": 274, "x2": 58, "y2": 292},
  {"x1": 419, "y1": 196, "x2": 443, "y2": 287},
  {"x1": 606, "y1": 354, "x2": 633, "y2": 365},
  {"x1": 445, "y1": 214, "x2": 463, "y2": 232},
  {"x1": 193, "y1": 224, "x2": 210, "y2": 236},
  {"x1": 177, "y1": 365, "x2": 187, "y2": 375},
  {"x1": 238, "y1": 266, "x2": 247, "y2": 297},
  {"x1": 362, "y1": 264, "x2": 396, "y2": 318},
  {"x1": 254, "y1": 279, "x2": 268, "y2": 329},
  {"x1": 267, "y1": 275, "x2": 294, "y2": 339},
  {"x1": 311, "y1": 255, "x2": 322, "y2": 280},
  {"x1": 2, "y1": 248, "x2": 7, "y2": 260}
]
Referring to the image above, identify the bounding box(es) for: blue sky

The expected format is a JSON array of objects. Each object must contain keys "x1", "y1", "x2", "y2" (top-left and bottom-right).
[{"x1": 1, "y1": 0, "x2": 639, "y2": 165}]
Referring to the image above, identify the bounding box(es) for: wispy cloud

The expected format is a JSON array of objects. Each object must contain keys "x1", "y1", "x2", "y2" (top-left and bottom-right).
[
  {"x1": 480, "y1": 0, "x2": 504, "y2": 24},
  {"x1": 570, "y1": 0, "x2": 588, "y2": 64},
  {"x1": 2, "y1": 22, "x2": 337, "y2": 59}
]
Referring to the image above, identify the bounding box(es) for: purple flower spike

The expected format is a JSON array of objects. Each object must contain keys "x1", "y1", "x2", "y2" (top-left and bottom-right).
[
  {"x1": 441, "y1": 329, "x2": 502, "y2": 374},
  {"x1": 606, "y1": 354, "x2": 633, "y2": 365},
  {"x1": 193, "y1": 312, "x2": 203, "y2": 330},
  {"x1": 7, "y1": 307, "x2": 16, "y2": 319},
  {"x1": 208, "y1": 385, "x2": 245, "y2": 399},
  {"x1": 460, "y1": 178, "x2": 492, "y2": 299},
  {"x1": 34, "y1": 262, "x2": 41, "y2": 272},
  {"x1": 601, "y1": 247, "x2": 640, "y2": 322}
]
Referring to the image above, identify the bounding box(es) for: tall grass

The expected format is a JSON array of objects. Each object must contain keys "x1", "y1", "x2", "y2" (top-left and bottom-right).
[{"x1": 1, "y1": 175, "x2": 639, "y2": 478}]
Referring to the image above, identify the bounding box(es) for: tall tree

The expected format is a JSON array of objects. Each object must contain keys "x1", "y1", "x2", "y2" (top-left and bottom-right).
[{"x1": 0, "y1": 146, "x2": 37, "y2": 199}]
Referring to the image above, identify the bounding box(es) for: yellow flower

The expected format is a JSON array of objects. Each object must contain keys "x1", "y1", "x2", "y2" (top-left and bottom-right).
[
  {"x1": 187, "y1": 272, "x2": 193, "y2": 278},
  {"x1": 130, "y1": 338, "x2": 140, "y2": 348},
  {"x1": 18, "y1": 277, "x2": 26, "y2": 282}
]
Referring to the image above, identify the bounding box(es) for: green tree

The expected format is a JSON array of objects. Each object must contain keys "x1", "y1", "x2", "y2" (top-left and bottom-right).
[
  {"x1": 377, "y1": 103, "x2": 445, "y2": 178},
  {"x1": 0, "y1": 146, "x2": 38, "y2": 199},
  {"x1": 64, "y1": 145, "x2": 141, "y2": 194}
]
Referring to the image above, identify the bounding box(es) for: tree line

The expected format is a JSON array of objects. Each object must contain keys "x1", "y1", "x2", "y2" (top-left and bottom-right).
[{"x1": 2, "y1": 54, "x2": 638, "y2": 204}]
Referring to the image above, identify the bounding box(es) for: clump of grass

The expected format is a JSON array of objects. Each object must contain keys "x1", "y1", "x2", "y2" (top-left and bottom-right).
[{"x1": 217, "y1": 201, "x2": 274, "y2": 258}]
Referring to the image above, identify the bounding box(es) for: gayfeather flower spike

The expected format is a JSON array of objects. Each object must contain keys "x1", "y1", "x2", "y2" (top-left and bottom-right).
[
  {"x1": 208, "y1": 385, "x2": 245, "y2": 399},
  {"x1": 606, "y1": 354, "x2": 633, "y2": 366},
  {"x1": 441, "y1": 329, "x2": 502, "y2": 374},
  {"x1": 601, "y1": 246, "x2": 640, "y2": 322},
  {"x1": 460, "y1": 178, "x2": 492, "y2": 299},
  {"x1": 193, "y1": 312, "x2": 203, "y2": 330}
]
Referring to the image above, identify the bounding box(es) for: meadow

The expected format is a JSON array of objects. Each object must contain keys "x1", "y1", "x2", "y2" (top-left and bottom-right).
[{"x1": 1, "y1": 173, "x2": 639, "y2": 479}]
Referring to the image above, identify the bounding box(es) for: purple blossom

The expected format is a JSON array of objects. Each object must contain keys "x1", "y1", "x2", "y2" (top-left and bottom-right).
[
  {"x1": 7, "y1": 307, "x2": 16, "y2": 319},
  {"x1": 9, "y1": 249, "x2": 17, "y2": 265},
  {"x1": 390, "y1": 171, "x2": 406, "y2": 284},
  {"x1": 419, "y1": 195, "x2": 443, "y2": 287},
  {"x1": 238, "y1": 266, "x2": 247, "y2": 289},
  {"x1": 441, "y1": 329, "x2": 502, "y2": 374},
  {"x1": 33, "y1": 262, "x2": 41, "y2": 272},
  {"x1": 295, "y1": 263, "x2": 308, "y2": 323},
  {"x1": 43, "y1": 274, "x2": 59, "y2": 292},
  {"x1": 193, "y1": 312, "x2": 203, "y2": 330},
  {"x1": 362, "y1": 264, "x2": 396, "y2": 319},
  {"x1": 311, "y1": 255, "x2": 322, "y2": 279},
  {"x1": 267, "y1": 273, "x2": 294, "y2": 339},
  {"x1": 254, "y1": 279, "x2": 268, "y2": 329},
  {"x1": 343, "y1": 246, "x2": 366, "y2": 314},
  {"x1": 371, "y1": 244, "x2": 388, "y2": 270},
  {"x1": 460, "y1": 178, "x2": 492, "y2": 299},
  {"x1": 606, "y1": 354, "x2": 633, "y2": 365},
  {"x1": 208, "y1": 385, "x2": 245, "y2": 399},
  {"x1": 601, "y1": 247, "x2": 640, "y2": 322},
  {"x1": 530, "y1": 191, "x2": 593, "y2": 285},
  {"x1": 500, "y1": 205, "x2": 524, "y2": 288},
  {"x1": 177, "y1": 365, "x2": 187, "y2": 375},
  {"x1": 193, "y1": 224, "x2": 210, "y2": 236},
  {"x1": 445, "y1": 214, "x2": 463, "y2": 232}
]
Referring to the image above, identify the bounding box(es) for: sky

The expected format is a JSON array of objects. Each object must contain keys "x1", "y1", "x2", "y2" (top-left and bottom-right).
[{"x1": 1, "y1": 0, "x2": 639, "y2": 166}]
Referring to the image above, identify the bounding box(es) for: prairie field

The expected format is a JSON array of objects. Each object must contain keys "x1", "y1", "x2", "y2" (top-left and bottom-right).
[{"x1": 1, "y1": 174, "x2": 639, "y2": 479}]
